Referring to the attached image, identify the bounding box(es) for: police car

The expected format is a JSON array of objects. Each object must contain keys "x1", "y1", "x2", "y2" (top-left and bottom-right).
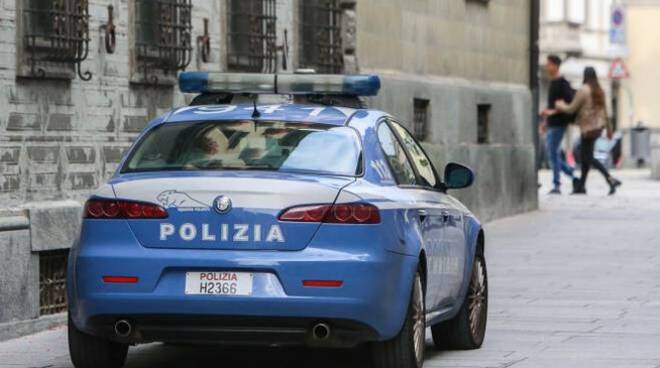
[{"x1": 67, "y1": 72, "x2": 488, "y2": 368}]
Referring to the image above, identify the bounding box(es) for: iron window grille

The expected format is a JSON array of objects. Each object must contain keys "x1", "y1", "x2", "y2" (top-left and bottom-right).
[
  {"x1": 39, "y1": 249, "x2": 69, "y2": 316},
  {"x1": 227, "y1": 0, "x2": 277, "y2": 73},
  {"x1": 135, "y1": 0, "x2": 193, "y2": 83},
  {"x1": 477, "y1": 104, "x2": 491, "y2": 144},
  {"x1": 413, "y1": 99, "x2": 430, "y2": 142},
  {"x1": 22, "y1": 0, "x2": 91, "y2": 80},
  {"x1": 300, "y1": 0, "x2": 343, "y2": 74}
]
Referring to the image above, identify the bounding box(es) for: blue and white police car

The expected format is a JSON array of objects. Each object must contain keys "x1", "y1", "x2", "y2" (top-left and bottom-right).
[{"x1": 67, "y1": 72, "x2": 488, "y2": 368}]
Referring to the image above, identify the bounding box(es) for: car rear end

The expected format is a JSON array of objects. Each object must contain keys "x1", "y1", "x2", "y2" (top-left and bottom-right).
[{"x1": 67, "y1": 117, "x2": 417, "y2": 349}]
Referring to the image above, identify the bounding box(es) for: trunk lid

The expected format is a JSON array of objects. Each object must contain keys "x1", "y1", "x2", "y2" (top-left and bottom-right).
[{"x1": 111, "y1": 172, "x2": 353, "y2": 250}]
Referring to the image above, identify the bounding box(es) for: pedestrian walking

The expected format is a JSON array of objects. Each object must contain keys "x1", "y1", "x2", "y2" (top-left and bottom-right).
[
  {"x1": 541, "y1": 55, "x2": 579, "y2": 194},
  {"x1": 555, "y1": 67, "x2": 622, "y2": 195}
]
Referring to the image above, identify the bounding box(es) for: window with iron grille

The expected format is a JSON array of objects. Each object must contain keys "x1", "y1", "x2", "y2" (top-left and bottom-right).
[
  {"x1": 300, "y1": 0, "x2": 343, "y2": 74},
  {"x1": 39, "y1": 249, "x2": 69, "y2": 316},
  {"x1": 22, "y1": 0, "x2": 91, "y2": 80},
  {"x1": 135, "y1": 0, "x2": 192, "y2": 83},
  {"x1": 227, "y1": 0, "x2": 277, "y2": 73},
  {"x1": 413, "y1": 99, "x2": 430, "y2": 142},
  {"x1": 477, "y1": 104, "x2": 491, "y2": 144}
]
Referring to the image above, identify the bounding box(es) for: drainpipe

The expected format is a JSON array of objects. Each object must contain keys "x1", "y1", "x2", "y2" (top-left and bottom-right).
[{"x1": 530, "y1": 0, "x2": 541, "y2": 171}]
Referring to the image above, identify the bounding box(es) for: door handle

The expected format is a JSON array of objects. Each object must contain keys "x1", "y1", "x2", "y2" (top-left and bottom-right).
[
  {"x1": 417, "y1": 209, "x2": 428, "y2": 223},
  {"x1": 442, "y1": 211, "x2": 450, "y2": 223}
]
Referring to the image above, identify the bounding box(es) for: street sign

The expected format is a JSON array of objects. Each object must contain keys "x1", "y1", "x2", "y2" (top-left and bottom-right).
[
  {"x1": 609, "y1": 5, "x2": 628, "y2": 57},
  {"x1": 610, "y1": 6, "x2": 625, "y2": 44},
  {"x1": 612, "y1": 7, "x2": 624, "y2": 28},
  {"x1": 609, "y1": 58, "x2": 629, "y2": 80}
]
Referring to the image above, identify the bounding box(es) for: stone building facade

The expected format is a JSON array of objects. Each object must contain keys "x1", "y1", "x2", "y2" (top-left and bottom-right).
[
  {"x1": 359, "y1": 0, "x2": 538, "y2": 220},
  {"x1": 538, "y1": 0, "x2": 660, "y2": 168},
  {"x1": 539, "y1": 0, "x2": 619, "y2": 115},
  {"x1": 538, "y1": 0, "x2": 622, "y2": 167},
  {"x1": 618, "y1": 0, "x2": 660, "y2": 167},
  {"x1": 0, "y1": 0, "x2": 538, "y2": 338}
]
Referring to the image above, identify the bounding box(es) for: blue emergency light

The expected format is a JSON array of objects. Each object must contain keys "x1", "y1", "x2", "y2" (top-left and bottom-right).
[{"x1": 178, "y1": 72, "x2": 381, "y2": 97}]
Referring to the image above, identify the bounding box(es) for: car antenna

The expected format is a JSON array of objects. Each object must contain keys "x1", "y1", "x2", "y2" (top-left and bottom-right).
[{"x1": 251, "y1": 95, "x2": 261, "y2": 119}]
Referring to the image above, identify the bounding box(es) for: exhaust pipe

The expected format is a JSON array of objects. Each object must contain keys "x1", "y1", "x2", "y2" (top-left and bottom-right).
[
  {"x1": 312, "y1": 323, "x2": 331, "y2": 340},
  {"x1": 114, "y1": 320, "x2": 132, "y2": 338}
]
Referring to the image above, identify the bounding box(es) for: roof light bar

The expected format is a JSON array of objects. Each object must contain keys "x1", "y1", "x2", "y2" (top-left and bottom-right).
[
  {"x1": 277, "y1": 74, "x2": 380, "y2": 96},
  {"x1": 179, "y1": 72, "x2": 275, "y2": 94},
  {"x1": 178, "y1": 72, "x2": 380, "y2": 97}
]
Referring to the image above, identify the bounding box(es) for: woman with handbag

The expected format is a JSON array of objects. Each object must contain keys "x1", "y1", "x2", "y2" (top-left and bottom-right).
[{"x1": 555, "y1": 67, "x2": 622, "y2": 195}]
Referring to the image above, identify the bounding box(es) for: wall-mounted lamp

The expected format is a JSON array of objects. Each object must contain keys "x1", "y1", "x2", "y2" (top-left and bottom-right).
[
  {"x1": 276, "y1": 29, "x2": 289, "y2": 70},
  {"x1": 197, "y1": 18, "x2": 211, "y2": 63},
  {"x1": 101, "y1": 5, "x2": 116, "y2": 54}
]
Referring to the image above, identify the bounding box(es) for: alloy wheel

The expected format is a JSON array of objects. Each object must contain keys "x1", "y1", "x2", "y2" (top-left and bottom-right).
[
  {"x1": 412, "y1": 274, "x2": 425, "y2": 366},
  {"x1": 467, "y1": 256, "x2": 487, "y2": 339}
]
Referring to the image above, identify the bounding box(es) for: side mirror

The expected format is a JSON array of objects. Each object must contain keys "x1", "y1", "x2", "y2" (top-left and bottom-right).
[{"x1": 444, "y1": 163, "x2": 475, "y2": 190}]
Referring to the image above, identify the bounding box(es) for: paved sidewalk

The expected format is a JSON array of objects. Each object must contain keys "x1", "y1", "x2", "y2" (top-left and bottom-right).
[
  {"x1": 2, "y1": 170, "x2": 660, "y2": 368},
  {"x1": 426, "y1": 169, "x2": 660, "y2": 368}
]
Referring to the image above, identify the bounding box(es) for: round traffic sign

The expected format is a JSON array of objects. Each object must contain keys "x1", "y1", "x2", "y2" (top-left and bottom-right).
[{"x1": 612, "y1": 8, "x2": 624, "y2": 27}]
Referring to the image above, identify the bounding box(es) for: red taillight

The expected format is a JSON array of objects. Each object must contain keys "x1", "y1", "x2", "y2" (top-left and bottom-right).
[
  {"x1": 279, "y1": 204, "x2": 331, "y2": 222},
  {"x1": 279, "y1": 203, "x2": 380, "y2": 224},
  {"x1": 303, "y1": 280, "x2": 344, "y2": 288},
  {"x1": 103, "y1": 276, "x2": 139, "y2": 284},
  {"x1": 84, "y1": 199, "x2": 168, "y2": 219}
]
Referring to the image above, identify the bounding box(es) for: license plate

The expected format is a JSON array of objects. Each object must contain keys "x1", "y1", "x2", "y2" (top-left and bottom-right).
[{"x1": 185, "y1": 272, "x2": 253, "y2": 296}]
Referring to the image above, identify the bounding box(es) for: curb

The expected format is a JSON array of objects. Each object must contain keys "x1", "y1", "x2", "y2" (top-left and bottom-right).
[{"x1": 0, "y1": 313, "x2": 67, "y2": 342}]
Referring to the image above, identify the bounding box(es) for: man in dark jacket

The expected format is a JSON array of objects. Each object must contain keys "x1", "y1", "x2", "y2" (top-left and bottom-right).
[{"x1": 543, "y1": 55, "x2": 578, "y2": 194}]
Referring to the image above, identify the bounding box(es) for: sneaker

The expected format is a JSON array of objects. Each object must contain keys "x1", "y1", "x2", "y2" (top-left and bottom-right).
[{"x1": 548, "y1": 188, "x2": 561, "y2": 195}]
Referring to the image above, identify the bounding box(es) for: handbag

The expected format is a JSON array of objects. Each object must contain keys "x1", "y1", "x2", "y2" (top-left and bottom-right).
[{"x1": 581, "y1": 108, "x2": 607, "y2": 139}]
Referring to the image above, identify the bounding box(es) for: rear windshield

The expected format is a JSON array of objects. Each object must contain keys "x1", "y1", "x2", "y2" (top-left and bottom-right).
[{"x1": 122, "y1": 121, "x2": 361, "y2": 176}]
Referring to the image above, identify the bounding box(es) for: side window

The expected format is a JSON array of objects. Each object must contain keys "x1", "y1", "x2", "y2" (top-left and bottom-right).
[
  {"x1": 391, "y1": 123, "x2": 438, "y2": 188},
  {"x1": 377, "y1": 124, "x2": 417, "y2": 185}
]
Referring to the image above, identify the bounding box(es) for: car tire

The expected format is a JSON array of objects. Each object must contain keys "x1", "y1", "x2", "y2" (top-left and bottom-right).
[
  {"x1": 68, "y1": 314, "x2": 129, "y2": 368},
  {"x1": 431, "y1": 252, "x2": 488, "y2": 350},
  {"x1": 371, "y1": 271, "x2": 425, "y2": 368}
]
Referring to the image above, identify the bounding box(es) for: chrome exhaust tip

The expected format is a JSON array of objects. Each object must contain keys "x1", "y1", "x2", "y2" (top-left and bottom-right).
[
  {"x1": 114, "y1": 319, "x2": 132, "y2": 338},
  {"x1": 312, "y1": 323, "x2": 331, "y2": 340}
]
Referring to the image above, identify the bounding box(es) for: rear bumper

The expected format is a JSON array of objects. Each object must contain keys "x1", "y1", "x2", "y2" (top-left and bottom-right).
[
  {"x1": 68, "y1": 222, "x2": 418, "y2": 344},
  {"x1": 85, "y1": 315, "x2": 378, "y2": 348}
]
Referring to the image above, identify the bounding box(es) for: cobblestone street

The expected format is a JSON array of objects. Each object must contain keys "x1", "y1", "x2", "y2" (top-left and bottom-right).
[{"x1": 2, "y1": 170, "x2": 659, "y2": 368}]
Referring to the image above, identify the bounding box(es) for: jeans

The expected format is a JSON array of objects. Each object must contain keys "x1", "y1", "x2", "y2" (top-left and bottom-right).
[
  {"x1": 545, "y1": 126, "x2": 574, "y2": 188},
  {"x1": 579, "y1": 136, "x2": 611, "y2": 187}
]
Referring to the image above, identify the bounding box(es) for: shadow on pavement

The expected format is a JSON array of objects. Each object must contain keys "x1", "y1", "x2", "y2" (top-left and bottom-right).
[{"x1": 124, "y1": 344, "x2": 372, "y2": 368}]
